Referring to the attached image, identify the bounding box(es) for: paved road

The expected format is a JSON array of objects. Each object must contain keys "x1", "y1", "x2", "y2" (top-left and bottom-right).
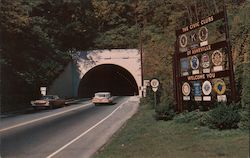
[{"x1": 0, "y1": 96, "x2": 139, "y2": 158}]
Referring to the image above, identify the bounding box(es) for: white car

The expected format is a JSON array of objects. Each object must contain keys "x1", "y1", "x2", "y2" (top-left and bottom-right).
[{"x1": 92, "y1": 92, "x2": 113, "y2": 105}]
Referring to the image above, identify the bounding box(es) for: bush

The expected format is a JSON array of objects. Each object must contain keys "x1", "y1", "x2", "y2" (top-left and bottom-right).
[
  {"x1": 201, "y1": 102, "x2": 241, "y2": 130},
  {"x1": 155, "y1": 98, "x2": 175, "y2": 121},
  {"x1": 199, "y1": 112, "x2": 210, "y2": 126},
  {"x1": 155, "y1": 105, "x2": 175, "y2": 121}
]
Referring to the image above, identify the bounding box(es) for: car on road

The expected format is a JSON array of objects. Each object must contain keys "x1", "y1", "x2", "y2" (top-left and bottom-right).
[
  {"x1": 31, "y1": 95, "x2": 66, "y2": 109},
  {"x1": 92, "y1": 92, "x2": 113, "y2": 105}
]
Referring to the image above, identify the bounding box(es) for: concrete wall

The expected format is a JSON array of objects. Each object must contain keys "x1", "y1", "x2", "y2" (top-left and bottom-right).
[
  {"x1": 48, "y1": 62, "x2": 81, "y2": 98},
  {"x1": 48, "y1": 49, "x2": 142, "y2": 98}
]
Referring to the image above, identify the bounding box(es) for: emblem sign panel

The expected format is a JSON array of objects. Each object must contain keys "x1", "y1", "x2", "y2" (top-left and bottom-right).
[
  {"x1": 180, "y1": 58, "x2": 189, "y2": 76},
  {"x1": 201, "y1": 53, "x2": 210, "y2": 68},
  {"x1": 179, "y1": 34, "x2": 188, "y2": 48},
  {"x1": 182, "y1": 82, "x2": 191, "y2": 96},
  {"x1": 212, "y1": 50, "x2": 223, "y2": 72},
  {"x1": 212, "y1": 50, "x2": 223, "y2": 66},
  {"x1": 190, "y1": 33, "x2": 198, "y2": 43},
  {"x1": 190, "y1": 55, "x2": 200, "y2": 75},
  {"x1": 190, "y1": 55, "x2": 199, "y2": 70},
  {"x1": 194, "y1": 81, "x2": 202, "y2": 101},
  {"x1": 202, "y1": 81, "x2": 212, "y2": 95},
  {"x1": 201, "y1": 53, "x2": 210, "y2": 73},
  {"x1": 182, "y1": 82, "x2": 191, "y2": 100},
  {"x1": 198, "y1": 26, "x2": 208, "y2": 42},
  {"x1": 213, "y1": 79, "x2": 226, "y2": 95}
]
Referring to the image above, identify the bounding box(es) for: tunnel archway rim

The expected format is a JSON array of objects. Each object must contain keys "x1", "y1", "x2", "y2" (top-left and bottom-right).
[{"x1": 77, "y1": 63, "x2": 140, "y2": 97}]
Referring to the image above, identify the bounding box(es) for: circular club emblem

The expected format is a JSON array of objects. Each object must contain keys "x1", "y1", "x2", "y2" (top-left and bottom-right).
[
  {"x1": 150, "y1": 79, "x2": 159, "y2": 88},
  {"x1": 190, "y1": 32, "x2": 198, "y2": 43},
  {"x1": 190, "y1": 55, "x2": 199, "y2": 70},
  {"x1": 201, "y1": 53, "x2": 210, "y2": 68},
  {"x1": 198, "y1": 26, "x2": 208, "y2": 42},
  {"x1": 202, "y1": 80, "x2": 212, "y2": 95},
  {"x1": 213, "y1": 79, "x2": 226, "y2": 95},
  {"x1": 179, "y1": 34, "x2": 188, "y2": 48},
  {"x1": 182, "y1": 82, "x2": 191, "y2": 96},
  {"x1": 212, "y1": 50, "x2": 223, "y2": 66}
]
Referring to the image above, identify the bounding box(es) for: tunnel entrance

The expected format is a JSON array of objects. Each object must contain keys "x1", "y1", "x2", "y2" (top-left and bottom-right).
[{"x1": 78, "y1": 64, "x2": 139, "y2": 98}]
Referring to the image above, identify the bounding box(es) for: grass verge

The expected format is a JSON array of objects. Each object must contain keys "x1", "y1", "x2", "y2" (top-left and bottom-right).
[{"x1": 93, "y1": 103, "x2": 249, "y2": 158}]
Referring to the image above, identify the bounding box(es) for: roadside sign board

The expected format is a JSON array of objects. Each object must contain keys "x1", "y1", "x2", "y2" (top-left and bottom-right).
[
  {"x1": 144, "y1": 80, "x2": 150, "y2": 87},
  {"x1": 173, "y1": 6, "x2": 236, "y2": 112},
  {"x1": 40, "y1": 87, "x2": 47, "y2": 96},
  {"x1": 150, "y1": 78, "x2": 160, "y2": 109}
]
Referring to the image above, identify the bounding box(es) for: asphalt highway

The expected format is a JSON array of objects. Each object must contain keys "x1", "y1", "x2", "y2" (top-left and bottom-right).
[{"x1": 0, "y1": 96, "x2": 139, "y2": 158}]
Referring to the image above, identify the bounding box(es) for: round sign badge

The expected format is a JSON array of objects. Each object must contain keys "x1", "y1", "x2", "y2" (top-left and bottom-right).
[
  {"x1": 198, "y1": 26, "x2": 208, "y2": 42},
  {"x1": 190, "y1": 32, "x2": 198, "y2": 43},
  {"x1": 213, "y1": 79, "x2": 226, "y2": 95},
  {"x1": 202, "y1": 80, "x2": 212, "y2": 95},
  {"x1": 201, "y1": 53, "x2": 210, "y2": 68},
  {"x1": 190, "y1": 55, "x2": 199, "y2": 70},
  {"x1": 150, "y1": 79, "x2": 159, "y2": 88},
  {"x1": 182, "y1": 82, "x2": 191, "y2": 96},
  {"x1": 179, "y1": 34, "x2": 188, "y2": 48},
  {"x1": 212, "y1": 50, "x2": 223, "y2": 66}
]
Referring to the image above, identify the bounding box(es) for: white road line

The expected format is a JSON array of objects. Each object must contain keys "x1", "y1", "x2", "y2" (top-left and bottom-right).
[
  {"x1": 46, "y1": 100, "x2": 128, "y2": 158},
  {"x1": 0, "y1": 102, "x2": 93, "y2": 133}
]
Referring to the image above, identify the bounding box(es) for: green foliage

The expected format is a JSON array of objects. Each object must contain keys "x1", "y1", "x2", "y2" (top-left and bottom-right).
[
  {"x1": 199, "y1": 112, "x2": 210, "y2": 126},
  {"x1": 0, "y1": 0, "x2": 95, "y2": 88},
  {"x1": 200, "y1": 102, "x2": 241, "y2": 130},
  {"x1": 94, "y1": 24, "x2": 138, "y2": 49},
  {"x1": 238, "y1": 110, "x2": 249, "y2": 130},
  {"x1": 174, "y1": 110, "x2": 203, "y2": 123},
  {"x1": 241, "y1": 60, "x2": 250, "y2": 108},
  {"x1": 0, "y1": 0, "x2": 30, "y2": 33},
  {"x1": 155, "y1": 96, "x2": 175, "y2": 121}
]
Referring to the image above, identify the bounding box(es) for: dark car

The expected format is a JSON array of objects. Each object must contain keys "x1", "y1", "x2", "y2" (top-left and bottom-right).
[{"x1": 31, "y1": 95, "x2": 65, "y2": 109}]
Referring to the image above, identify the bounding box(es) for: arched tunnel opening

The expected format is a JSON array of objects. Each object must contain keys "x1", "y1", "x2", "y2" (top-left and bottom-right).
[{"x1": 78, "y1": 64, "x2": 139, "y2": 98}]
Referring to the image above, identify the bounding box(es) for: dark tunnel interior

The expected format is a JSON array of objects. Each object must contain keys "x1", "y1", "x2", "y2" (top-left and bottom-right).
[{"x1": 78, "y1": 64, "x2": 139, "y2": 98}]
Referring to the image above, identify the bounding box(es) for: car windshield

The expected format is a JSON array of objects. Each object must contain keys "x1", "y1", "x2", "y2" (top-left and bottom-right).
[
  {"x1": 95, "y1": 93, "x2": 110, "y2": 98},
  {"x1": 41, "y1": 95, "x2": 54, "y2": 99}
]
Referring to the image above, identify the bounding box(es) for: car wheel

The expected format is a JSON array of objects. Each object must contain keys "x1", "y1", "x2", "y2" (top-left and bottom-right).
[{"x1": 49, "y1": 102, "x2": 54, "y2": 109}]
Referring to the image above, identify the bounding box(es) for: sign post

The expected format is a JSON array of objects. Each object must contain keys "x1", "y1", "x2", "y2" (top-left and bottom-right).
[{"x1": 150, "y1": 79, "x2": 159, "y2": 109}]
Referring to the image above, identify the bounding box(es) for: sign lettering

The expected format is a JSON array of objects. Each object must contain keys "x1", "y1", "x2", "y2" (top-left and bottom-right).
[
  {"x1": 178, "y1": 12, "x2": 223, "y2": 34},
  {"x1": 187, "y1": 45, "x2": 212, "y2": 56},
  {"x1": 187, "y1": 74, "x2": 205, "y2": 81}
]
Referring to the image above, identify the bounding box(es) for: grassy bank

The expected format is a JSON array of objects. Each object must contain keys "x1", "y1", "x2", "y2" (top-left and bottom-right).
[{"x1": 93, "y1": 103, "x2": 249, "y2": 158}]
